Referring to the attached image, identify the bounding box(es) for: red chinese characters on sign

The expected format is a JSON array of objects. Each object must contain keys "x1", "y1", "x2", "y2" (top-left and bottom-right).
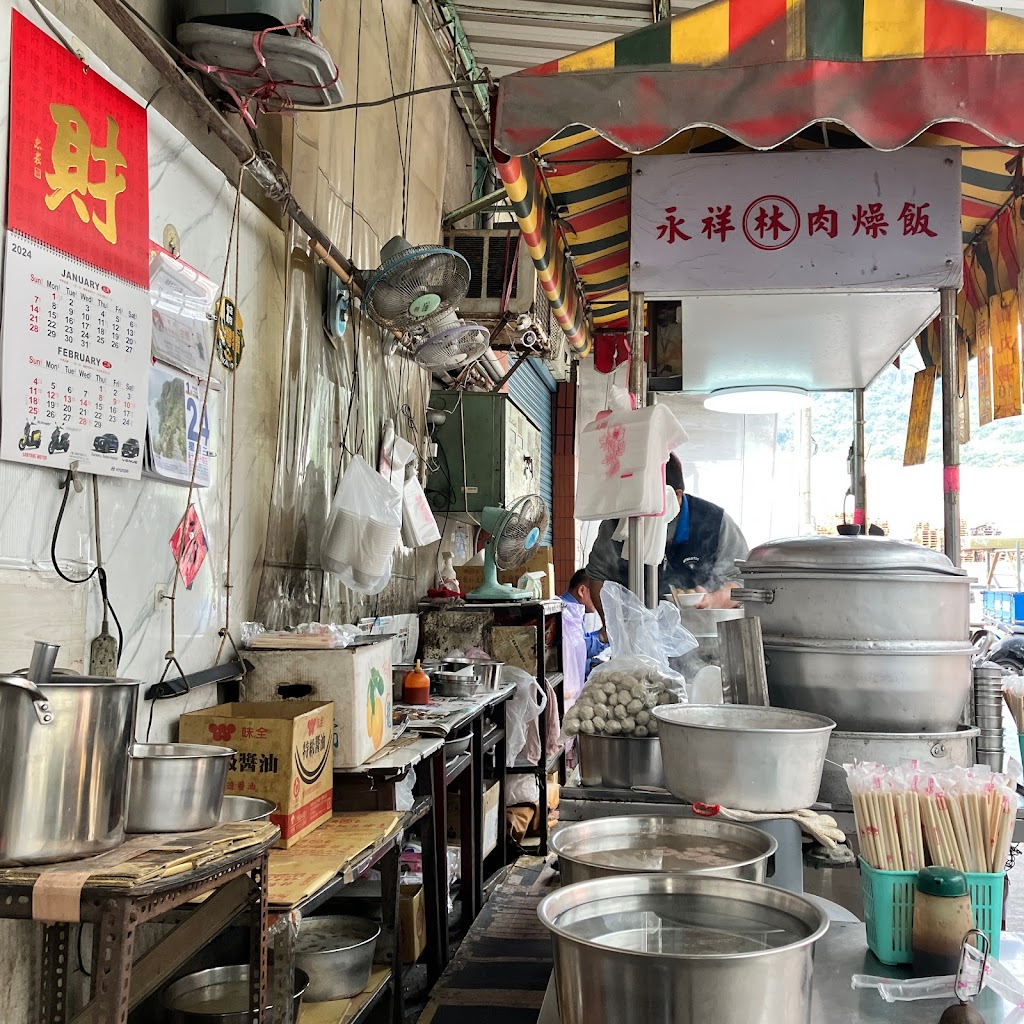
[
  {"x1": 743, "y1": 196, "x2": 800, "y2": 250},
  {"x1": 7, "y1": 12, "x2": 149, "y2": 287},
  {"x1": 655, "y1": 207, "x2": 691, "y2": 244},
  {"x1": 807, "y1": 204, "x2": 838, "y2": 239},
  {"x1": 654, "y1": 196, "x2": 941, "y2": 250}
]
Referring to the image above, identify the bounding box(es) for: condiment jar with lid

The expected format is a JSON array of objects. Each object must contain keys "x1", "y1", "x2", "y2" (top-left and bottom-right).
[
  {"x1": 403, "y1": 661, "x2": 431, "y2": 705},
  {"x1": 912, "y1": 867, "x2": 974, "y2": 976}
]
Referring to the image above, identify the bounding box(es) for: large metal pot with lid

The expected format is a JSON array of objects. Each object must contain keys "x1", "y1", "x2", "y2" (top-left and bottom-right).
[
  {"x1": 734, "y1": 535, "x2": 969, "y2": 642},
  {"x1": 0, "y1": 641, "x2": 138, "y2": 865}
]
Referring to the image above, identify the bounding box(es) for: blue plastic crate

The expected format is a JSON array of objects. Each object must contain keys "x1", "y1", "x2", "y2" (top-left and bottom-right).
[
  {"x1": 861, "y1": 859, "x2": 1004, "y2": 966},
  {"x1": 982, "y1": 590, "x2": 1024, "y2": 626}
]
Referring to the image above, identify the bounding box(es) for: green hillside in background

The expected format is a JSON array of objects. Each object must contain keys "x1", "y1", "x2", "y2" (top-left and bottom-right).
[{"x1": 778, "y1": 361, "x2": 1024, "y2": 467}]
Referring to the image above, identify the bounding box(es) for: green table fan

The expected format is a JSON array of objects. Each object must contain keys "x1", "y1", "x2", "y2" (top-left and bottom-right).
[{"x1": 467, "y1": 494, "x2": 549, "y2": 602}]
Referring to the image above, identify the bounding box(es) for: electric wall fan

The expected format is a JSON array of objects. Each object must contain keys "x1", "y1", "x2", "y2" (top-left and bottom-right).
[
  {"x1": 412, "y1": 310, "x2": 489, "y2": 371},
  {"x1": 467, "y1": 494, "x2": 550, "y2": 602},
  {"x1": 362, "y1": 236, "x2": 471, "y2": 332}
]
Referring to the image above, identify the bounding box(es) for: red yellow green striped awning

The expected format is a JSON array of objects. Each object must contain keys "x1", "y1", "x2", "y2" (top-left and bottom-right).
[{"x1": 494, "y1": 0, "x2": 1024, "y2": 361}]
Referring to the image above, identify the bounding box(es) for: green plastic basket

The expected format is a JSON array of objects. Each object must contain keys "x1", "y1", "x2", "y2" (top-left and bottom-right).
[{"x1": 860, "y1": 859, "x2": 1004, "y2": 966}]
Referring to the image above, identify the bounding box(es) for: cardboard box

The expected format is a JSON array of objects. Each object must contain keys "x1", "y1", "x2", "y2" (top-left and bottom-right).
[
  {"x1": 455, "y1": 546, "x2": 556, "y2": 600},
  {"x1": 399, "y1": 884, "x2": 426, "y2": 964},
  {"x1": 243, "y1": 643, "x2": 393, "y2": 769},
  {"x1": 179, "y1": 701, "x2": 334, "y2": 848},
  {"x1": 446, "y1": 780, "x2": 501, "y2": 856}
]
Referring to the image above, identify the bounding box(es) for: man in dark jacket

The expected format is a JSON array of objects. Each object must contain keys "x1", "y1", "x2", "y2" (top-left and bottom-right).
[{"x1": 584, "y1": 454, "x2": 748, "y2": 621}]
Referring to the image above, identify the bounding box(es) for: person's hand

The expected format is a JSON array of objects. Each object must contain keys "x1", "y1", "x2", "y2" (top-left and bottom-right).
[
  {"x1": 695, "y1": 583, "x2": 742, "y2": 609},
  {"x1": 599, "y1": 627, "x2": 609, "y2": 644}
]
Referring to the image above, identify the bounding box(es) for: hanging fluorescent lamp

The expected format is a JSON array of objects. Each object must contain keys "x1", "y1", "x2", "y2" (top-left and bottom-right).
[{"x1": 704, "y1": 386, "x2": 812, "y2": 415}]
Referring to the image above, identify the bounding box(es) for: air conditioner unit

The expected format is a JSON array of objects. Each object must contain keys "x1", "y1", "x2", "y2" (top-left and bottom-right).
[
  {"x1": 182, "y1": 0, "x2": 318, "y2": 35},
  {"x1": 445, "y1": 228, "x2": 574, "y2": 382}
]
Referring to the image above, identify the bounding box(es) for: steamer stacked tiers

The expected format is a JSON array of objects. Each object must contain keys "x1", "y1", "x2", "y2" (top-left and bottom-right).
[{"x1": 734, "y1": 536, "x2": 976, "y2": 807}]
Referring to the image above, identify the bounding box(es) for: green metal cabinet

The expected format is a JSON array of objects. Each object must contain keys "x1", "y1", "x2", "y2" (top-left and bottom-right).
[{"x1": 427, "y1": 392, "x2": 541, "y2": 514}]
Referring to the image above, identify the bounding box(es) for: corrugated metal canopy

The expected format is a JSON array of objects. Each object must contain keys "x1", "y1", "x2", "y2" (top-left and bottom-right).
[
  {"x1": 490, "y1": 0, "x2": 1024, "y2": 380},
  {"x1": 449, "y1": 0, "x2": 704, "y2": 79}
]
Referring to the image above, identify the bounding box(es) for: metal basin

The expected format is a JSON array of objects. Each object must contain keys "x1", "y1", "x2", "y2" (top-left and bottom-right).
[
  {"x1": 539, "y1": 873, "x2": 828, "y2": 1024},
  {"x1": 578, "y1": 734, "x2": 665, "y2": 789},
  {"x1": 218, "y1": 796, "x2": 276, "y2": 823},
  {"x1": 442, "y1": 658, "x2": 504, "y2": 689},
  {"x1": 653, "y1": 704, "x2": 835, "y2": 813},
  {"x1": 161, "y1": 965, "x2": 308, "y2": 1023},
  {"x1": 817, "y1": 726, "x2": 980, "y2": 807},
  {"x1": 127, "y1": 744, "x2": 234, "y2": 833},
  {"x1": 294, "y1": 915, "x2": 380, "y2": 1002},
  {"x1": 551, "y1": 816, "x2": 777, "y2": 885},
  {"x1": 762, "y1": 637, "x2": 972, "y2": 733},
  {"x1": 0, "y1": 657, "x2": 138, "y2": 865}
]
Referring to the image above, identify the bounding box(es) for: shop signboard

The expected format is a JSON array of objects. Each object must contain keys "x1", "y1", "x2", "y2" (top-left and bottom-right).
[
  {"x1": 1, "y1": 12, "x2": 151, "y2": 478},
  {"x1": 631, "y1": 147, "x2": 962, "y2": 295}
]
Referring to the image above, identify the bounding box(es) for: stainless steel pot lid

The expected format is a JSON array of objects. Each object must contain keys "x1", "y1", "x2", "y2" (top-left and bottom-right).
[
  {"x1": 294, "y1": 915, "x2": 380, "y2": 955},
  {"x1": 551, "y1": 817, "x2": 776, "y2": 875},
  {"x1": 737, "y1": 535, "x2": 965, "y2": 576},
  {"x1": 539, "y1": 875, "x2": 827, "y2": 958}
]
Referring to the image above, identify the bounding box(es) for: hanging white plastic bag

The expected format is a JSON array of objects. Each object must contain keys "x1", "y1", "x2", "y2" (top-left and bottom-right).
[
  {"x1": 402, "y1": 474, "x2": 441, "y2": 547},
  {"x1": 562, "y1": 582, "x2": 696, "y2": 740},
  {"x1": 321, "y1": 455, "x2": 402, "y2": 595},
  {"x1": 378, "y1": 418, "x2": 416, "y2": 489},
  {"x1": 505, "y1": 665, "x2": 547, "y2": 767},
  {"x1": 575, "y1": 405, "x2": 688, "y2": 521}
]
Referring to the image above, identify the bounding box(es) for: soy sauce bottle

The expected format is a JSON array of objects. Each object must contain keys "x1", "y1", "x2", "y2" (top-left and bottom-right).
[{"x1": 912, "y1": 867, "x2": 973, "y2": 976}]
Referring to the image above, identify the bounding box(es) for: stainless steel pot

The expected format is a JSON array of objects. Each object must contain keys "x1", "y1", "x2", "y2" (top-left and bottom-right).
[
  {"x1": 551, "y1": 816, "x2": 777, "y2": 885},
  {"x1": 762, "y1": 637, "x2": 972, "y2": 733},
  {"x1": 442, "y1": 658, "x2": 504, "y2": 689},
  {"x1": 161, "y1": 965, "x2": 308, "y2": 1023},
  {"x1": 218, "y1": 796, "x2": 276, "y2": 823},
  {"x1": 0, "y1": 642, "x2": 139, "y2": 866},
  {"x1": 434, "y1": 671, "x2": 486, "y2": 697},
  {"x1": 127, "y1": 743, "x2": 234, "y2": 833},
  {"x1": 577, "y1": 734, "x2": 665, "y2": 789},
  {"x1": 735, "y1": 535, "x2": 969, "y2": 642},
  {"x1": 653, "y1": 704, "x2": 835, "y2": 812},
  {"x1": 293, "y1": 915, "x2": 380, "y2": 1001},
  {"x1": 539, "y1": 874, "x2": 828, "y2": 1024},
  {"x1": 817, "y1": 727, "x2": 979, "y2": 807}
]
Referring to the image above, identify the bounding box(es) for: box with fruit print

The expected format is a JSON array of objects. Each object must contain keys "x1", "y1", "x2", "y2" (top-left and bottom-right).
[
  {"x1": 178, "y1": 700, "x2": 334, "y2": 848},
  {"x1": 242, "y1": 641, "x2": 394, "y2": 768}
]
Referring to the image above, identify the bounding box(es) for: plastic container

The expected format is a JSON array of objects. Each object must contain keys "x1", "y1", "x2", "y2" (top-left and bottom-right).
[
  {"x1": 403, "y1": 662, "x2": 431, "y2": 705},
  {"x1": 912, "y1": 867, "x2": 974, "y2": 976},
  {"x1": 860, "y1": 859, "x2": 1003, "y2": 966}
]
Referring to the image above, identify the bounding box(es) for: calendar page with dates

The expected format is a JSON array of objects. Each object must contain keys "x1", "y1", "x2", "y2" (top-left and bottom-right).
[{"x1": 1, "y1": 13, "x2": 151, "y2": 479}]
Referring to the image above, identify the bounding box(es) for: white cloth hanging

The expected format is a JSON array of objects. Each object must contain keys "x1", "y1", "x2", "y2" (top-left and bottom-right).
[{"x1": 612, "y1": 485, "x2": 680, "y2": 566}]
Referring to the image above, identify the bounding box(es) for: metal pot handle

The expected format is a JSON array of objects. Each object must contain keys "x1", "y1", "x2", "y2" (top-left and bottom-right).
[
  {"x1": 732, "y1": 587, "x2": 775, "y2": 605},
  {"x1": 0, "y1": 675, "x2": 54, "y2": 725}
]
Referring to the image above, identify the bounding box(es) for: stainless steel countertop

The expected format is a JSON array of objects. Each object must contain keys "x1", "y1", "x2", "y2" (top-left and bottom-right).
[{"x1": 536, "y1": 925, "x2": 1024, "y2": 1024}]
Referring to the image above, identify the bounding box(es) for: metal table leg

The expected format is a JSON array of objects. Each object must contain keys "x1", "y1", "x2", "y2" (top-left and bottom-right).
[
  {"x1": 414, "y1": 749, "x2": 447, "y2": 983},
  {"x1": 39, "y1": 923, "x2": 71, "y2": 1024},
  {"x1": 458, "y1": 750, "x2": 479, "y2": 924},
  {"x1": 380, "y1": 844, "x2": 404, "y2": 1024}
]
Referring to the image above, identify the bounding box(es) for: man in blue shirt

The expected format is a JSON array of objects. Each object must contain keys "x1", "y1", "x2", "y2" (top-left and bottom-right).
[{"x1": 561, "y1": 569, "x2": 609, "y2": 678}]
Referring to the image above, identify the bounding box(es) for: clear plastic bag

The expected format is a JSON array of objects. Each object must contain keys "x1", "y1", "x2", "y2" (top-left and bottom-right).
[
  {"x1": 563, "y1": 582, "x2": 696, "y2": 740},
  {"x1": 241, "y1": 620, "x2": 361, "y2": 648},
  {"x1": 320, "y1": 455, "x2": 402, "y2": 594},
  {"x1": 505, "y1": 665, "x2": 547, "y2": 766},
  {"x1": 560, "y1": 600, "x2": 587, "y2": 709}
]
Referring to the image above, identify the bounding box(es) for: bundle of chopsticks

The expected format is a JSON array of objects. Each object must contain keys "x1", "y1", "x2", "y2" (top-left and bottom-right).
[
  {"x1": 848, "y1": 763, "x2": 1016, "y2": 875},
  {"x1": 1004, "y1": 677, "x2": 1024, "y2": 733}
]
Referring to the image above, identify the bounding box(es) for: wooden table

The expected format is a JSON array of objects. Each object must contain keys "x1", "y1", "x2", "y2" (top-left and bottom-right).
[{"x1": 0, "y1": 821, "x2": 278, "y2": 1024}]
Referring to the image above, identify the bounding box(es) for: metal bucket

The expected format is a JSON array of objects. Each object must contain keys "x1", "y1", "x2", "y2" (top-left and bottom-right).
[
  {"x1": 539, "y1": 874, "x2": 828, "y2": 1024},
  {"x1": 577, "y1": 734, "x2": 665, "y2": 789},
  {"x1": 762, "y1": 637, "x2": 972, "y2": 733},
  {"x1": 550, "y1": 815, "x2": 777, "y2": 885},
  {"x1": 0, "y1": 662, "x2": 138, "y2": 865},
  {"x1": 293, "y1": 915, "x2": 380, "y2": 1002},
  {"x1": 654, "y1": 704, "x2": 835, "y2": 813},
  {"x1": 127, "y1": 744, "x2": 234, "y2": 833},
  {"x1": 817, "y1": 727, "x2": 980, "y2": 807}
]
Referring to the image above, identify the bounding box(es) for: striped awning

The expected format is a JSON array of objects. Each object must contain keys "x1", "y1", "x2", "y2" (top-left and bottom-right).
[{"x1": 494, "y1": 0, "x2": 1024, "y2": 361}]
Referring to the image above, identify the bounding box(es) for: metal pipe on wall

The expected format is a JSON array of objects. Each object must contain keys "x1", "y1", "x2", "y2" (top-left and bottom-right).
[
  {"x1": 645, "y1": 390, "x2": 659, "y2": 609},
  {"x1": 940, "y1": 286, "x2": 962, "y2": 566},
  {"x1": 852, "y1": 389, "x2": 867, "y2": 531},
  {"x1": 627, "y1": 292, "x2": 646, "y2": 602}
]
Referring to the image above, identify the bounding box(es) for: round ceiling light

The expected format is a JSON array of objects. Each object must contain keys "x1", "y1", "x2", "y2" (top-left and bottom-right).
[{"x1": 703, "y1": 386, "x2": 813, "y2": 415}]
